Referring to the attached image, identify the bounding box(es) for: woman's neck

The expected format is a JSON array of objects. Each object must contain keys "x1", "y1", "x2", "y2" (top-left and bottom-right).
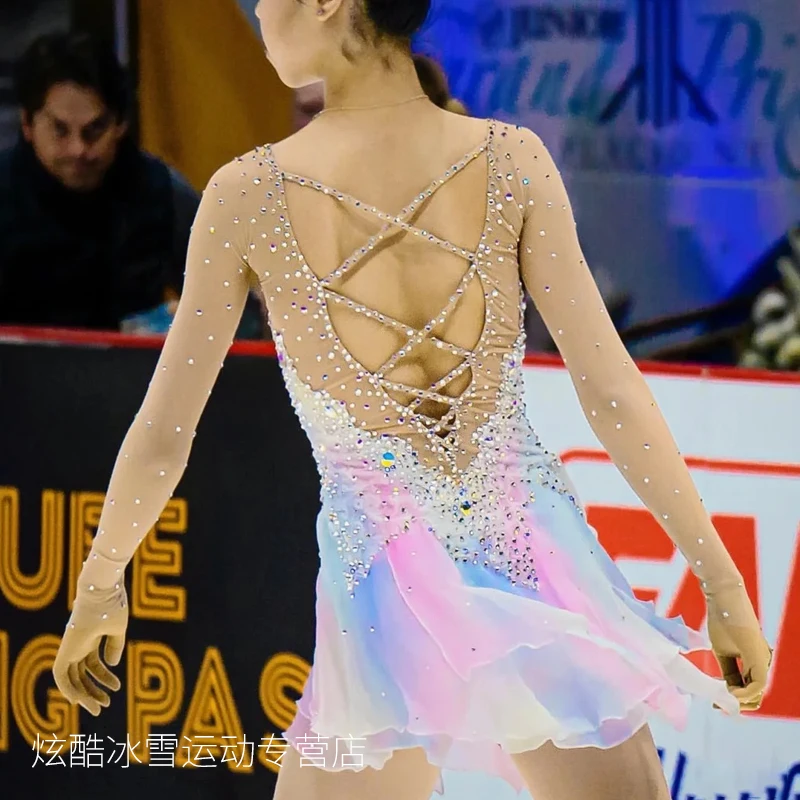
[{"x1": 322, "y1": 48, "x2": 423, "y2": 110}]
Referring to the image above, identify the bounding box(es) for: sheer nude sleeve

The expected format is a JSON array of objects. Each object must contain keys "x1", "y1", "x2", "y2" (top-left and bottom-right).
[
  {"x1": 515, "y1": 128, "x2": 770, "y2": 707},
  {"x1": 77, "y1": 161, "x2": 253, "y2": 592}
]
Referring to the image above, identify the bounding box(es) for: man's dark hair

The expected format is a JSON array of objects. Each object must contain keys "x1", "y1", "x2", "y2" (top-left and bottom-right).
[{"x1": 13, "y1": 32, "x2": 129, "y2": 120}]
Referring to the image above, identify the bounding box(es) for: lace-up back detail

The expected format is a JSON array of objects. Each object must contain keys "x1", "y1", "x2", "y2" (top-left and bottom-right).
[{"x1": 258, "y1": 120, "x2": 526, "y2": 474}]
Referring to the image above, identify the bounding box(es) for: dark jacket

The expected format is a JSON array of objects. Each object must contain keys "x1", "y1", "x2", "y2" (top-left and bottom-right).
[{"x1": 0, "y1": 136, "x2": 199, "y2": 330}]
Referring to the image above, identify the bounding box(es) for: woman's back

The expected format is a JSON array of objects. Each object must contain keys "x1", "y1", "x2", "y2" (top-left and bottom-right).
[{"x1": 255, "y1": 110, "x2": 529, "y2": 473}]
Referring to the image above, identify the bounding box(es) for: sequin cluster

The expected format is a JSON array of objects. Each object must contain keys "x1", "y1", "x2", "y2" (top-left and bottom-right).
[{"x1": 276, "y1": 331, "x2": 581, "y2": 595}]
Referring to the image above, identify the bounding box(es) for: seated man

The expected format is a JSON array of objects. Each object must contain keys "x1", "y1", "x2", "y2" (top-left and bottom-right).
[{"x1": 0, "y1": 32, "x2": 199, "y2": 331}]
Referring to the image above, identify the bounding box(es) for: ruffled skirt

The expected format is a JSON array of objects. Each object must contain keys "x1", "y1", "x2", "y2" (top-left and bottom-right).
[{"x1": 284, "y1": 476, "x2": 737, "y2": 793}]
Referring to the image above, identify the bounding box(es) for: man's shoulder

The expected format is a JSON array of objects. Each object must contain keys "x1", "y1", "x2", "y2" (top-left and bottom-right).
[
  {"x1": 131, "y1": 151, "x2": 201, "y2": 225},
  {"x1": 0, "y1": 145, "x2": 17, "y2": 190},
  {"x1": 0, "y1": 146, "x2": 21, "y2": 221},
  {"x1": 165, "y1": 163, "x2": 200, "y2": 206},
  {"x1": 136, "y1": 150, "x2": 195, "y2": 197}
]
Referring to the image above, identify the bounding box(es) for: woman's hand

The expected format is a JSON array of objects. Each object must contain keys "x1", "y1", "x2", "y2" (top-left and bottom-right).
[
  {"x1": 706, "y1": 582, "x2": 773, "y2": 712},
  {"x1": 52, "y1": 584, "x2": 128, "y2": 716}
]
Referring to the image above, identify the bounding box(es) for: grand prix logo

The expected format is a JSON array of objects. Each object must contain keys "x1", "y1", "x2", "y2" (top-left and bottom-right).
[
  {"x1": 599, "y1": 0, "x2": 717, "y2": 127},
  {"x1": 562, "y1": 449, "x2": 800, "y2": 720},
  {"x1": 424, "y1": 0, "x2": 800, "y2": 177}
]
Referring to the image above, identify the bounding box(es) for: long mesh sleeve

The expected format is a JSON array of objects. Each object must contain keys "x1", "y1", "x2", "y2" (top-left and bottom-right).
[
  {"x1": 53, "y1": 161, "x2": 254, "y2": 715},
  {"x1": 515, "y1": 129, "x2": 770, "y2": 707},
  {"x1": 77, "y1": 162, "x2": 252, "y2": 592}
]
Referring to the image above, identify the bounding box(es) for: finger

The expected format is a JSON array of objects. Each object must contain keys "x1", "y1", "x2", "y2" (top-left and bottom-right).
[
  {"x1": 712, "y1": 701, "x2": 744, "y2": 713},
  {"x1": 736, "y1": 694, "x2": 763, "y2": 712},
  {"x1": 745, "y1": 652, "x2": 771, "y2": 690},
  {"x1": 68, "y1": 663, "x2": 101, "y2": 716},
  {"x1": 104, "y1": 632, "x2": 126, "y2": 667},
  {"x1": 738, "y1": 644, "x2": 771, "y2": 699},
  {"x1": 86, "y1": 650, "x2": 121, "y2": 692},
  {"x1": 731, "y1": 683, "x2": 765, "y2": 710},
  {"x1": 53, "y1": 657, "x2": 81, "y2": 705},
  {"x1": 52, "y1": 653, "x2": 73, "y2": 698},
  {"x1": 77, "y1": 661, "x2": 111, "y2": 708},
  {"x1": 715, "y1": 654, "x2": 744, "y2": 688},
  {"x1": 739, "y1": 699, "x2": 763, "y2": 712}
]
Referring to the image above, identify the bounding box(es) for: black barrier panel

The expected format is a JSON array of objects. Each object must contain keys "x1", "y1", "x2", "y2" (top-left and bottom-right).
[{"x1": 0, "y1": 337, "x2": 321, "y2": 798}]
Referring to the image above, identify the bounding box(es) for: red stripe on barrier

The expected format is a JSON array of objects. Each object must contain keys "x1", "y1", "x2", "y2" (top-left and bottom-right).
[
  {"x1": 0, "y1": 325, "x2": 276, "y2": 357},
  {"x1": 561, "y1": 449, "x2": 800, "y2": 477},
  {"x1": 1, "y1": 325, "x2": 799, "y2": 385}
]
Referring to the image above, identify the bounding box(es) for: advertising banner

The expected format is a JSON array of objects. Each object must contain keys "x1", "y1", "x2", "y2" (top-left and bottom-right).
[
  {"x1": 418, "y1": 0, "x2": 800, "y2": 324},
  {"x1": 0, "y1": 335, "x2": 320, "y2": 799},
  {"x1": 452, "y1": 360, "x2": 800, "y2": 799},
  {"x1": 1, "y1": 334, "x2": 798, "y2": 798}
]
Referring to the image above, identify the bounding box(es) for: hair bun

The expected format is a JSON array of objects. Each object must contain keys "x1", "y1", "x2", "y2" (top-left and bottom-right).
[{"x1": 366, "y1": 0, "x2": 431, "y2": 38}]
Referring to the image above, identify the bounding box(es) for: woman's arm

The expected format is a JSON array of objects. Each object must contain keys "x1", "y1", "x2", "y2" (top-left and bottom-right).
[
  {"x1": 517, "y1": 129, "x2": 741, "y2": 592},
  {"x1": 77, "y1": 161, "x2": 253, "y2": 591},
  {"x1": 516, "y1": 128, "x2": 771, "y2": 707}
]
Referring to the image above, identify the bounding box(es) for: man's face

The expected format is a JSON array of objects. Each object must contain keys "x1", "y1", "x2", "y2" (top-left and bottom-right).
[{"x1": 21, "y1": 81, "x2": 128, "y2": 192}]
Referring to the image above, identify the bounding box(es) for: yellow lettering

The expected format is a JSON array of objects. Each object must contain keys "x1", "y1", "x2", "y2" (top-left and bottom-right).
[
  {"x1": 12, "y1": 634, "x2": 77, "y2": 751},
  {"x1": 0, "y1": 630, "x2": 8, "y2": 751},
  {"x1": 176, "y1": 646, "x2": 251, "y2": 772},
  {"x1": 133, "y1": 499, "x2": 187, "y2": 622},
  {"x1": 68, "y1": 492, "x2": 105, "y2": 610},
  {"x1": 0, "y1": 488, "x2": 63, "y2": 611},
  {"x1": 128, "y1": 641, "x2": 183, "y2": 764},
  {"x1": 258, "y1": 652, "x2": 310, "y2": 773}
]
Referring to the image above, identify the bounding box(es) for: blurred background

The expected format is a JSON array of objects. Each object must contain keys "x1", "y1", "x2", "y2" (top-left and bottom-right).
[
  {"x1": 0, "y1": 0, "x2": 799, "y2": 369},
  {"x1": 1, "y1": 3, "x2": 799, "y2": 800}
]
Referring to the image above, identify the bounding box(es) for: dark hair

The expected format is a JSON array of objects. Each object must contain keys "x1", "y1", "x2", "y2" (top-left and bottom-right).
[
  {"x1": 413, "y1": 54, "x2": 449, "y2": 107},
  {"x1": 365, "y1": 0, "x2": 431, "y2": 39},
  {"x1": 13, "y1": 32, "x2": 129, "y2": 120}
]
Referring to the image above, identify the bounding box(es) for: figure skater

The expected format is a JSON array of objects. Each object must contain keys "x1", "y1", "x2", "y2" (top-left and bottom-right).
[{"x1": 54, "y1": 2, "x2": 771, "y2": 798}]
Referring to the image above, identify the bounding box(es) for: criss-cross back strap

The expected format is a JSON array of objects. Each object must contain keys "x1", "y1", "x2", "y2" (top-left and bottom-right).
[
  {"x1": 323, "y1": 288, "x2": 474, "y2": 360},
  {"x1": 375, "y1": 260, "x2": 480, "y2": 378},
  {"x1": 262, "y1": 126, "x2": 495, "y2": 438},
  {"x1": 275, "y1": 135, "x2": 490, "y2": 287}
]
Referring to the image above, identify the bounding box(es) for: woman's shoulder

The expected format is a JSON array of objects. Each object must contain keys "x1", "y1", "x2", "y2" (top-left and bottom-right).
[
  {"x1": 482, "y1": 118, "x2": 546, "y2": 149},
  {"x1": 482, "y1": 119, "x2": 559, "y2": 175},
  {"x1": 211, "y1": 116, "x2": 552, "y2": 188},
  {"x1": 203, "y1": 146, "x2": 280, "y2": 194}
]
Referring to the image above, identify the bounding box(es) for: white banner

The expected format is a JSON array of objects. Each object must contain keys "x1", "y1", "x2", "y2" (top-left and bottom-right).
[{"x1": 436, "y1": 357, "x2": 800, "y2": 799}]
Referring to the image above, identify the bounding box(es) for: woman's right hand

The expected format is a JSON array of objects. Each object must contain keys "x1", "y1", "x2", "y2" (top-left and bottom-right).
[
  {"x1": 52, "y1": 584, "x2": 128, "y2": 716},
  {"x1": 706, "y1": 582, "x2": 773, "y2": 711}
]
